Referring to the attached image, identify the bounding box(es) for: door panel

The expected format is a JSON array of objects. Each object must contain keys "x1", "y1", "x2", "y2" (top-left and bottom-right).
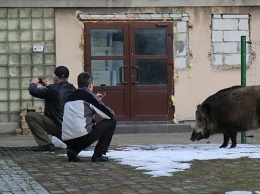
[
  {"x1": 84, "y1": 21, "x2": 173, "y2": 121},
  {"x1": 129, "y1": 22, "x2": 173, "y2": 120},
  {"x1": 133, "y1": 86, "x2": 168, "y2": 117},
  {"x1": 84, "y1": 23, "x2": 130, "y2": 120}
]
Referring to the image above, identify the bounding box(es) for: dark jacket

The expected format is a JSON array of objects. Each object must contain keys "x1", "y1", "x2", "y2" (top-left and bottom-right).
[{"x1": 28, "y1": 81, "x2": 76, "y2": 127}]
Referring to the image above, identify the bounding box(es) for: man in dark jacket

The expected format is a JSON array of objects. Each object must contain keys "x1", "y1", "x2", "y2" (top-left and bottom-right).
[
  {"x1": 62, "y1": 72, "x2": 116, "y2": 162},
  {"x1": 25, "y1": 66, "x2": 76, "y2": 151}
]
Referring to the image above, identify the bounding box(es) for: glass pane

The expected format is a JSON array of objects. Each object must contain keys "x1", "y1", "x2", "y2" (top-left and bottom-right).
[
  {"x1": 0, "y1": 90, "x2": 8, "y2": 100},
  {"x1": 21, "y1": 100, "x2": 32, "y2": 107},
  {"x1": 22, "y1": 89, "x2": 32, "y2": 100},
  {"x1": 21, "y1": 66, "x2": 32, "y2": 77},
  {"x1": 32, "y1": 66, "x2": 44, "y2": 76},
  {"x1": 0, "y1": 102, "x2": 8, "y2": 111},
  {"x1": 135, "y1": 59, "x2": 167, "y2": 85},
  {"x1": 9, "y1": 66, "x2": 20, "y2": 77},
  {"x1": 10, "y1": 101, "x2": 20, "y2": 111},
  {"x1": 0, "y1": 67, "x2": 8, "y2": 77},
  {"x1": 91, "y1": 60, "x2": 123, "y2": 86},
  {"x1": 0, "y1": 79, "x2": 8, "y2": 88},
  {"x1": 10, "y1": 90, "x2": 20, "y2": 100},
  {"x1": 45, "y1": 53, "x2": 55, "y2": 64},
  {"x1": 21, "y1": 78, "x2": 31, "y2": 88},
  {"x1": 21, "y1": 54, "x2": 32, "y2": 65},
  {"x1": 0, "y1": 55, "x2": 8, "y2": 65},
  {"x1": 10, "y1": 113, "x2": 19, "y2": 122},
  {"x1": 32, "y1": 54, "x2": 43, "y2": 65},
  {"x1": 91, "y1": 29, "x2": 123, "y2": 56},
  {"x1": 0, "y1": 114, "x2": 8, "y2": 122},
  {"x1": 135, "y1": 29, "x2": 166, "y2": 55},
  {"x1": 10, "y1": 78, "x2": 20, "y2": 89},
  {"x1": 46, "y1": 65, "x2": 55, "y2": 76}
]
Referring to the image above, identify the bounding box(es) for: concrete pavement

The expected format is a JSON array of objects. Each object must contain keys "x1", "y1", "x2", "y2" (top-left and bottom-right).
[{"x1": 0, "y1": 131, "x2": 259, "y2": 193}]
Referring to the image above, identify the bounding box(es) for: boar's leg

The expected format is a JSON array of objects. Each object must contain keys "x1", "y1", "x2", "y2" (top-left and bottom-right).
[
  {"x1": 219, "y1": 134, "x2": 229, "y2": 148},
  {"x1": 229, "y1": 131, "x2": 237, "y2": 148}
]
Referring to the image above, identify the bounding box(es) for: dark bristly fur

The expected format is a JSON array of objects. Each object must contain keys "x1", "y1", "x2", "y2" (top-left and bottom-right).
[{"x1": 191, "y1": 85, "x2": 260, "y2": 148}]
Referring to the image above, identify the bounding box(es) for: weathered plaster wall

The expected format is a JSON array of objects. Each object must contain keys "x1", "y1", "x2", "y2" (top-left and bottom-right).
[
  {"x1": 175, "y1": 7, "x2": 260, "y2": 121},
  {"x1": 55, "y1": 7, "x2": 260, "y2": 122}
]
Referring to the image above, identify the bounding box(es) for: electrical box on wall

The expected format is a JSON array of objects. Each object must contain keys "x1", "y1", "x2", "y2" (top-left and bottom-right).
[{"x1": 33, "y1": 46, "x2": 44, "y2": 52}]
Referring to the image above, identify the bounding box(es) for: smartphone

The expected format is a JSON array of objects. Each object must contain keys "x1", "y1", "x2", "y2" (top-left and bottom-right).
[{"x1": 99, "y1": 84, "x2": 106, "y2": 95}]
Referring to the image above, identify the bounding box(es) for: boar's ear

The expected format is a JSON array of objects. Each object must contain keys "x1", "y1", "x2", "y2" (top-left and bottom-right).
[{"x1": 202, "y1": 103, "x2": 210, "y2": 115}]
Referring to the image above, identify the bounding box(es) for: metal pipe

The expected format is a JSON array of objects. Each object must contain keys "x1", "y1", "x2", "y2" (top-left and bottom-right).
[{"x1": 241, "y1": 35, "x2": 247, "y2": 144}]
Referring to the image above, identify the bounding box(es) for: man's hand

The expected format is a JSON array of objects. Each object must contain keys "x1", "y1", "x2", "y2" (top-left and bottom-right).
[
  {"x1": 30, "y1": 78, "x2": 49, "y2": 86},
  {"x1": 41, "y1": 79, "x2": 49, "y2": 87},
  {"x1": 30, "y1": 77, "x2": 40, "y2": 85},
  {"x1": 97, "y1": 92, "x2": 106, "y2": 100}
]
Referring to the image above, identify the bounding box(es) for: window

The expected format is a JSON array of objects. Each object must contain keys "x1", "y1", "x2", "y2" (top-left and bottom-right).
[{"x1": 0, "y1": 8, "x2": 55, "y2": 122}]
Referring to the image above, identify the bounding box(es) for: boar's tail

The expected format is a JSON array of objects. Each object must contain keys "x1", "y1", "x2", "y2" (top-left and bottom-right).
[{"x1": 202, "y1": 103, "x2": 211, "y2": 115}]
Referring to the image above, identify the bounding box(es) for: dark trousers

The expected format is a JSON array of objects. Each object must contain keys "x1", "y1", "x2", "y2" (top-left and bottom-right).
[
  {"x1": 25, "y1": 112, "x2": 62, "y2": 146},
  {"x1": 64, "y1": 118, "x2": 116, "y2": 155}
]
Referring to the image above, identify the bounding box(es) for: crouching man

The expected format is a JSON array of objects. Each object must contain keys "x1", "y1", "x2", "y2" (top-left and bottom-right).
[{"x1": 62, "y1": 72, "x2": 116, "y2": 162}]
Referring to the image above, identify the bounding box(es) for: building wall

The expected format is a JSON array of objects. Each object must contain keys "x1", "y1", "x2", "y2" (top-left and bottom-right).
[
  {"x1": 2, "y1": 0, "x2": 260, "y2": 8},
  {"x1": 55, "y1": 9, "x2": 83, "y2": 85},
  {"x1": 55, "y1": 6, "x2": 260, "y2": 122},
  {"x1": 176, "y1": 7, "x2": 260, "y2": 121},
  {"x1": 1, "y1": 2, "x2": 260, "y2": 132}
]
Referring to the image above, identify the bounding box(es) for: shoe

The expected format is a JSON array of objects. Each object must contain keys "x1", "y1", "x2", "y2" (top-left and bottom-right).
[
  {"x1": 67, "y1": 149, "x2": 80, "y2": 162},
  {"x1": 32, "y1": 144, "x2": 55, "y2": 152},
  {"x1": 92, "y1": 154, "x2": 109, "y2": 162}
]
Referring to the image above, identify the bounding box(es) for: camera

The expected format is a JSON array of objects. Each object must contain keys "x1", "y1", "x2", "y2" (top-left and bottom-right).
[{"x1": 38, "y1": 78, "x2": 43, "y2": 84}]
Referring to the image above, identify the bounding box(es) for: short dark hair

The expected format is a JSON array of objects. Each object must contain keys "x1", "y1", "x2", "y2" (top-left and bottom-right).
[{"x1": 77, "y1": 72, "x2": 93, "y2": 88}]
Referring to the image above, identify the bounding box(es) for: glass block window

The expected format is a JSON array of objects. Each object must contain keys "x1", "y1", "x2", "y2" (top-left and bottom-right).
[{"x1": 0, "y1": 8, "x2": 55, "y2": 122}]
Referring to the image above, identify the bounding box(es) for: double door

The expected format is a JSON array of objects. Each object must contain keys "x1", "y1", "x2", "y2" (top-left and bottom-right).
[{"x1": 84, "y1": 21, "x2": 173, "y2": 121}]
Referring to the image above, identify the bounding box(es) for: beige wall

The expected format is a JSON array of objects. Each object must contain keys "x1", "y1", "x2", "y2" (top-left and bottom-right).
[
  {"x1": 55, "y1": 9, "x2": 83, "y2": 86},
  {"x1": 55, "y1": 7, "x2": 260, "y2": 122},
  {"x1": 175, "y1": 7, "x2": 260, "y2": 121}
]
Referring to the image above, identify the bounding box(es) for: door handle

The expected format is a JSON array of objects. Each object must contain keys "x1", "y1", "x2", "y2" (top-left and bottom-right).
[
  {"x1": 132, "y1": 66, "x2": 140, "y2": 84},
  {"x1": 119, "y1": 66, "x2": 127, "y2": 84}
]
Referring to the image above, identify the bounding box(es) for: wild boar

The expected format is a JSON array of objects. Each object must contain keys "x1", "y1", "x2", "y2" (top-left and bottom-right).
[{"x1": 190, "y1": 85, "x2": 260, "y2": 148}]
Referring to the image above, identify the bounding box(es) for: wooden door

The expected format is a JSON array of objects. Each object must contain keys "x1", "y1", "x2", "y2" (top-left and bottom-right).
[
  {"x1": 84, "y1": 21, "x2": 173, "y2": 121},
  {"x1": 129, "y1": 22, "x2": 173, "y2": 120}
]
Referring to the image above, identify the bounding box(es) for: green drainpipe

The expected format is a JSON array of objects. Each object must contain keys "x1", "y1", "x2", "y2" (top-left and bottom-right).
[{"x1": 241, "y1": 36, "x2": 246, "y2": 144}]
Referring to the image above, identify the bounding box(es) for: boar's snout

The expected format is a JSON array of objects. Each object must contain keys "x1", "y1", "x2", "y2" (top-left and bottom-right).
[
  {"x1": 196, "y1": 131, "x2": 204, "y2": 141},
  {"x1": 190, "y1": 129, "x2": 204, "y2": 141},
  {"x1": 190, "y1": 129, "x2": 199, "y2": 141}
]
